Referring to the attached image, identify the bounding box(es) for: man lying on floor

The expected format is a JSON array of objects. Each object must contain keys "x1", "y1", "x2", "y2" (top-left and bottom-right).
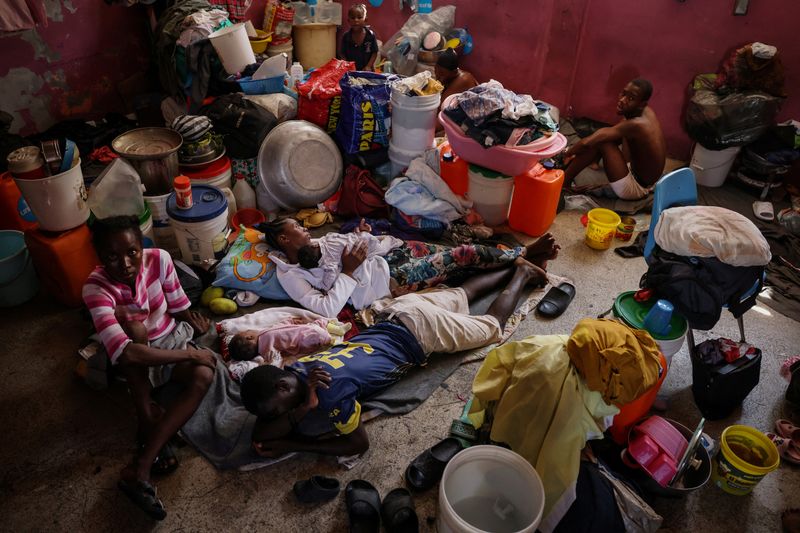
[{"x1": 239, "y1": 257, "x2": 547, "y2": 457}]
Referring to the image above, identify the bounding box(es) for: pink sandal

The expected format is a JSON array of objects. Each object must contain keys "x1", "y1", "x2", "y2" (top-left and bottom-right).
[
  {"x1": 776, "y1": 419, "x2": 800, "y2": 443},
  {"x1": 766, "y1": 432, "x2": 800, "y2": 466}
]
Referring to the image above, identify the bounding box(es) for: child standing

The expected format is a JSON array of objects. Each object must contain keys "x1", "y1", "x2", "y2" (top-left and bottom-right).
[{"x1": 338, "y1": 3, "x2": 378, "y2": 71}]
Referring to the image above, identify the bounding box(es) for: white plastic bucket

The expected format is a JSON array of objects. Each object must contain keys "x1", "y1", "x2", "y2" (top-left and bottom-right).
[
  {"x1": 438, "y1": 446, "x2": 545, "y2": 533},
  {"x1": 209, "y1": 23, "x2": 256, "y2": 75},
  {"x1": 690, "y1": 144, "x2": 741, "y2": 187},
  {"x1": 187, "y1": 166, "x2": 232, "y2": 190},
  {"x1": 266, "y1": 42, "x2": 293, "y2": 67},
  {"x1": 0, "y1": 230, "x2": 38, "y2": 307},
  {"x1": 292, "y1": 23, "x2": 336, "y2": 69},
  {"x1": 388, "y1": 144, "x2": 421, "y2": 179},
  {"x1": 468, "y1": 166, "x2": 514, "y2": 226},
  {"x1": 139, "y1": 206, "x2": 155, "y2": 249},
  {"x1": 167, "y1": 185, "x2": 229, "y2": 266},
  {"x1": 145, "y1": 193, "x2": 181, "y2": 258},
  {"x1": 389, "y1": 89, "x2": 440, "y2": 156},
  {"x1": 14, "y1": 159, "x2": 88, "y2": 232}
]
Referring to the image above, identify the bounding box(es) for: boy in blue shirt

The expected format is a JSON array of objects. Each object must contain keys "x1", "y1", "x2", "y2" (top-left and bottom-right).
[{"x1": 241, "y1": 257, "x2": 547, "y2": 458}]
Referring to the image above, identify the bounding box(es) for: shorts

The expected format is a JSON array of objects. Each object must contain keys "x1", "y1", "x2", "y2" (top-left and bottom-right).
[
  {"x1": 610, "y1": 165, "x2": 652, "y2": 200},
  {"x1": 148, "y1": 321, "x2": 195, "y2": 387},
  {"x1": 370, "y1": 288, "x2": 502, "y2": 355}
]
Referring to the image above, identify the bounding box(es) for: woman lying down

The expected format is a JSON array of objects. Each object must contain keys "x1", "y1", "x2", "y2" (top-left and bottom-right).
[{"x1": 259, "y1": 217, "x2": 560, "y2": 318}]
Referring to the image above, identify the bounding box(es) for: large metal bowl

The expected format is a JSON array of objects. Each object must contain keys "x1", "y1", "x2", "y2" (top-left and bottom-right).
[
  {"x1": 112, "y1": 127, "x2": 183, "y2": 195},
  {"x1": 257, "y1": 120, "x2": 343, "y2": 210}
]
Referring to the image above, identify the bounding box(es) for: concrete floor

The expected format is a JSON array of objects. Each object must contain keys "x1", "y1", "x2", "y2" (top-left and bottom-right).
[{"x1": 1, "y1": 206, "x2": 799, "y2": 532}]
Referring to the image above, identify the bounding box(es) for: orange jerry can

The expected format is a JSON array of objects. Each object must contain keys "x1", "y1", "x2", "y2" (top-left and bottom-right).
[
  {"x1": 508, "y1": 168, "x2": 564, "y2": 237},
  {"x1": 0, "y1": 172, "x2": 37, "y2": 231},
  {"x1": 24, "y1": 224, "x2": 99, "y2": 307},
  {"x1": 439, "y1": 143, "x2": 469, "y2": 197}
]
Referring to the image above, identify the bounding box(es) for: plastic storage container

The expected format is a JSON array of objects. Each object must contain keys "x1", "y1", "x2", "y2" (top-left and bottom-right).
[
  {"x1": 439, "y1": 95, "x2": 567, "y2": 176},
  {"x1": 266, "y1": 42, "x2": 293, "y2": 66},
  {"x1": 167, "y1": 185, "x2": 229, "y2": 265},
  {"x1": 139, "y1": 206, "x2": 155, "y2": 248},
  {"x1": 389, "y1": 89, "x2": 440, "y2": 160},
  {"x1": 585, "y1": 208, "x2": 621, "y2": 250},
  {"x1": 467, "y1": 164, "x2": 514, "y2": 226},
  {"x1": 612, "y1": 291, "x2": 687, "y2": 367},
  {"x1": 24, "y1": 224, "x2": 99, "y2": 308},
  {"x1": 181, "y1": 156, "x2": 233, "y2": 190},
  {"x1": 209, "y1": 23, "x2": 256, "y2": 75},
  {"x1": 14, "y1": 159, "x2": 89, "y2": 232},
  {"x1": 236, "y1": 74, "x2": 287, "y2": 95},
  {"x1": 145, "y1": 192, "x2": 182, "y2": 258},
  {"x1": 690, "y1": 144, "x2": 741, "y2": 187},
  {"x1": 440, "y1": 147, "x2": 469, "y2": 196},
  {"x1": 292, "y1": 23, "x2": 337, "y2": 69},
  {"x1": 249, "y1": 29, "x2": 272, "y2": 54},
  {"x1": 438, "y1": 446, "x2": 545, "y2": 533},
  {"x1": 315, "y1": 0, "x2": 342, "y2": 24},
  {"x1": 509, "y1": 167, "x2": 564, "y2": 237},
  {"x1": 609, "y1": 352, "x2": 668, "y2": 444},
  {"x1": 0, "y1": 172, "x2": 37, "y2": 231},
  {"x1": 0, "y1": 230, "x2": 39, "y2": 307}
]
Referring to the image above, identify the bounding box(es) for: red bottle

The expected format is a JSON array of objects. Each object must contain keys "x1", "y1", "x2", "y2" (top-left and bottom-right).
[{"x1": 440, "y1": 147, "x2": 469, "y2": 197}]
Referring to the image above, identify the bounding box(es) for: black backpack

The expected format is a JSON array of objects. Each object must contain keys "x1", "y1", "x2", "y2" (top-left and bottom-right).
[
  {"x1": 640, "y1": 247, "x2": 764, "y2": 330},
  {"x1": 199, "y1": 94, "x2": 277, "y2": 159}
]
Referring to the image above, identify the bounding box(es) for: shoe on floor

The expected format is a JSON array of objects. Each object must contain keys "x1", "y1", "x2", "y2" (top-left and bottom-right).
[
  {"x1": 405, "y1": 437, "x2": 463, "y2": 492},
  {"x1": 293, "y1": 475, "x2": 341, "y2": 503}
]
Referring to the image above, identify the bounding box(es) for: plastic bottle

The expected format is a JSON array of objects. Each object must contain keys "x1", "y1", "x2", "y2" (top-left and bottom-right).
[
  {"x1": 174, "y1": 175, "x2": 193, "y2": 209},
  {"x1": 440, "y1": 149, "x2": 469, "y2": 196},
  {"x1": 233, "y1": 175, "x2": 256, "y2": 210},
  {"x1": 290, "y1": 62, "x2": 304, "y2": 87}
]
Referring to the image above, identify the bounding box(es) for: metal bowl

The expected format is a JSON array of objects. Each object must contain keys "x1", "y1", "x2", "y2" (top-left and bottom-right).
[
  {"x1": 257, "y1": 120, "x2": 343, "y2": 210},
  {"x1": 112, "y1": 128, "x2": 183, "y2": 195}
]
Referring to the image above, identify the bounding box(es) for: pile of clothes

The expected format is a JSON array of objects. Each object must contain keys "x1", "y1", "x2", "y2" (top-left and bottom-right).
[{"x1": 442, "y1": 80, "x2": 559, "y2": 148}]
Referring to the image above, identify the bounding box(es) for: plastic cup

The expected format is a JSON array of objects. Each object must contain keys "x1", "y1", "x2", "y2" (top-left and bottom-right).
[{"x1": 643, "y1": 299, "x2": 674, "y2": 337}]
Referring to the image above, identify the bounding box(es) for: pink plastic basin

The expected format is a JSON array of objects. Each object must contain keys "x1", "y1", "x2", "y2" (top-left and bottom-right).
[{"x1": 439, "y1": 94, "x2": 567, "y2": 176}]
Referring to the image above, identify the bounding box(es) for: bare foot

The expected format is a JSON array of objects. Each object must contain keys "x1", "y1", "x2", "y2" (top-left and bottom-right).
[
  {"x1": 589, "y1": 162, "x2": 601, "y2": 171},
  {"x1": 514, "y1": 257, "x2": 548, "y2": 288},
  {"x1": 783, "y1": 509, "x2": 800, "y2": 533},
  {"x1": 524, "y1": 233, "x2": 560, "y2": 269}
]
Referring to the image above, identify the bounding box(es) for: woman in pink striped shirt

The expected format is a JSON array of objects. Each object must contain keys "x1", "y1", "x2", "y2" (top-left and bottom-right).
[{"x1": 83, "y1": 215, "x2": 215, "y2": 521}]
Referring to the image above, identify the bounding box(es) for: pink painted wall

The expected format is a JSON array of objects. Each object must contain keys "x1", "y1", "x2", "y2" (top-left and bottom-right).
[
  {"x1": 0, "y1": 0, "x2": 150, "y2": 136},
  {"x1": 327, "y1": 0, "x2": 798, "y2": 159},
  {"x1": 570, "y1": 0, "x2": 800, "y2": 159}
]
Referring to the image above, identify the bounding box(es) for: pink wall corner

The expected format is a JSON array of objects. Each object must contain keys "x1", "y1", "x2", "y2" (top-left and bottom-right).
[
  {"x1": 0, "y1": 0, "x2": 150, "y2": 136},
  {"x1": 569, "y1": 0, "x2": 800, "y2": 159}
]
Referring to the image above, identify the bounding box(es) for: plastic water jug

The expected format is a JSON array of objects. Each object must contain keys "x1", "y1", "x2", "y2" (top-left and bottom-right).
[
  {"x1": 290, "y1": 62, "x2": 304, "y2": 87},
  {"x1": 440, "y1": 149, "x2": 468, "y2": 197},
  {"x1": 508, "y1": 167, "x2": 564, "y2": 237}
]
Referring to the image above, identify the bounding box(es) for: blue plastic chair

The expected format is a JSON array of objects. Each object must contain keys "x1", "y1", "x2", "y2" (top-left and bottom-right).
[{"x1": 643, "y1": 167, "x2": 698, "y2": 261}]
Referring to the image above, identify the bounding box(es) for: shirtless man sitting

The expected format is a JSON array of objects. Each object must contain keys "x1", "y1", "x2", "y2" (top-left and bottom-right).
[
  {"x1": 436, "y1": 49, "x2": 478, "y2": 105},
  {"x1": 563, "y1": 78, "x2": 666, "y2": 200}
]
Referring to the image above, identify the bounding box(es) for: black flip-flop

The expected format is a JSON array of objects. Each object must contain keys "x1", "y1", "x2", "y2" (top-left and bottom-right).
[
  {"x1": 536, "y1": 282, "x2": 576, "y2": 318},
  {"x1": 405, "y1": 437, "x2": 463, "y2": 492},
  {"x1": 117, "y1": 479, "x2": 167, "y2": 521},
  {"x1": 293, "y1": 475, "x2": 341, "y2": 503},
  {"x1": 346, "y1": 480, "x2": 381, "y2": 533},
  {"x1": 381, "y1": 488, "x2": 419, "y2": 533}
]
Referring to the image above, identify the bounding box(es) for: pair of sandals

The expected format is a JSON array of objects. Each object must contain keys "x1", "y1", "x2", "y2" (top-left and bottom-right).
[
  {"x1": 767, "y1": 419, "x2": 800, "y2": 465},
  {"x1": 346, "y1": 481, "x2": 418, "y2": 533}
]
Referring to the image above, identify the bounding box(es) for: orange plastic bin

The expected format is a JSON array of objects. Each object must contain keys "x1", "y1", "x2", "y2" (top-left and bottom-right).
[
  {"x1": 25, "y1": 224, "x2": 99, "y2": 308},
  {"x1": 508, "y1": 167, "x2": 564, "y2": 237},
  {"x1": 609, "y1": 352, "x2": 668, "y2": 444}
]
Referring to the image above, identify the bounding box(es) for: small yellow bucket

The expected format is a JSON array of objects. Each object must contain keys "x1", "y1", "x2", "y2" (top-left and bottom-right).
[
  {"x1": 585, "y1": 208, "x2": 621, "y2": 250},
  {"x1": 712, "y1": 425, "x2": 780, "y2": 495}
]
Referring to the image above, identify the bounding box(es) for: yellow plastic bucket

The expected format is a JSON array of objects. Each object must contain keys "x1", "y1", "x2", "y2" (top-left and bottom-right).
[
  {"x1": 585, "y1": 208, "x2": 621, "y2": 250},
  {"x1": 712, "y1": 425, "x2": 780, "y2": 495}
]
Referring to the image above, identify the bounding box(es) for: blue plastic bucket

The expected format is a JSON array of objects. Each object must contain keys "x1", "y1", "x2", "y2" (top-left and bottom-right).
[{"x1": 0, "y1": 230, "x2": 38, "y2": 307}]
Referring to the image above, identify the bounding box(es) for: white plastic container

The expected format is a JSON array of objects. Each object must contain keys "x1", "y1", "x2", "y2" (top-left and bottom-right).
[
  {"x1": 290, "y1": 61, "x2": 304, "y2": 87},
  {"x1": 145, "y1": 192, "x2": 182, "y2": 258},
  {"x1": 690, "y1": 144, "x2": 741, "y2": 187},
  {"x1": 438, "y1": 446, "x2": 545, "y2": 533},
  {"x1": 209, "y1": 23, "x2": 256, "y2": 75},
  {"x1": 167, "y1": 185, "x2": 229, "y2": 266},
  {"x1": 14, "y1": 159, "x2": 89, "y2": 232},
  {"x1": 138, "y1": 205, "x2": 155, "y2": 248},
  {"x1": 388, "y1": 144, "x2": 419, "y2": 178},
  {"x1": 233, "y1": 175, "x2": 257, "y2": 209},
  {"x1": 389, "y1": 89, "x2": 440, "y2": 157},
  {"x1": 315, "y1": 0, "x2": 342, "y2": 24},
  {"x1": 467, "y1": 165, "x2": 515, "y2": 226}
]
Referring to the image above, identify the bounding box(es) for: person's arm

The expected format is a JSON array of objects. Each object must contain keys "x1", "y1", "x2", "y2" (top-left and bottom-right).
[
  {"x1": 565, "y1": 120, "x2": 638, "y2": 156},
  {"x1": 172, "y1": 309, "x2": 210, "y2": 335},
  {"x1": 279, "y1": 268, "x2": 357, "y2": 318},
  {"x1": 118, "y1": 342, "x2": 216, "y2": 369},
  {"x1": 366, "y1": 51, "x2": 377, "y2": 71},
  {"x1": 253, "y1": 424, "x2": 369, "y2": 457}
]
